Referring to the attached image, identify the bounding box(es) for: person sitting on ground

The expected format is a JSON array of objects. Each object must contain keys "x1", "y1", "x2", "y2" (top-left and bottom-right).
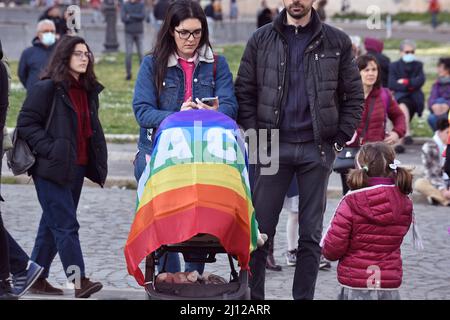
[
  {"x1": 415, "y1": 118, "x2": 450, "y2": 206},
  {"x1": 388, "y1": 39, "x2": 426, "y2": 153},
  {"x1": 427, "y1": 57, "x2": 450, "y2": 132},
  {"x1": 322, "y1": 142, "x2": 414, "y2": 300}
]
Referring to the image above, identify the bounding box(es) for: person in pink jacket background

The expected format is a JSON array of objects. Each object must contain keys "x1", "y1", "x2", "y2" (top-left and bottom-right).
[{"x1": 321, "y1": 142, "x2": 413, "y2": 300}]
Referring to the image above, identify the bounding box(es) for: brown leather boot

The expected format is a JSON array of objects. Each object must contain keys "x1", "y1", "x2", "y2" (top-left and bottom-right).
[
  {"x1": 29, "y1": 278, "x2": 64, "y2": 295},
  {"x1": 265, "y1": 238, "x2": 282, "y2": 271},
  {"x1": 74, "y1": 277, "x2": 103, "y2": 298}
]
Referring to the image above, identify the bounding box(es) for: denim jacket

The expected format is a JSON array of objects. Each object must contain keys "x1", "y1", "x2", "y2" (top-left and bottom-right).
[{"x1": 132, "y1": 45, "x2": 238, "y2": 154}]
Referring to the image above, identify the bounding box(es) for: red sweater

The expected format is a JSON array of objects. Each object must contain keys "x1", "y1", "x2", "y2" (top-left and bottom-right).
[
  {"x1": 321, "y1": 181, "x2": 413, "y2": 289},
  {"x1": 68, "y1": 79, "x2": 92, "y2": 165}
]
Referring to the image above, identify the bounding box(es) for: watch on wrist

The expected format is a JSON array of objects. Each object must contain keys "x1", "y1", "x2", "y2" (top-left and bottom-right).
[{"x1": 334, "y1": 142, "x2": 343, "y2": 152}]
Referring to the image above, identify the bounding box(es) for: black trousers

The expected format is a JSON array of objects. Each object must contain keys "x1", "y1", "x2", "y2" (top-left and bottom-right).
[
  {"x1": 0, "y1": 212, "x2": 10, "y2": 280},
  {"x1": 249, "y1": 141, "x2": 334, "y2": 300}
]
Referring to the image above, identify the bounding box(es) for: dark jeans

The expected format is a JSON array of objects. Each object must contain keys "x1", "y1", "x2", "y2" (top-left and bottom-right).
[
  {"x1": 134, "y1": 151, "x2": 205, "y2": 274},
  {"x1": 31, "y1": 166, "x2": 86, "y2": 279},
  {"x1": 0, "y1": 213, "x2": 9, "y2": 280},
  {"x1": 427, "y1": 112, "x2": 449, "y2": 132},
  {"x1": 249, "y1": 141, "x2": 334, "y2": 300},
  {"x1": 125, "y1": 32, "x2": 143, "y2": 77},
  {"x1": 7, "y1": 231, "x2": 29, "y2": 275}
]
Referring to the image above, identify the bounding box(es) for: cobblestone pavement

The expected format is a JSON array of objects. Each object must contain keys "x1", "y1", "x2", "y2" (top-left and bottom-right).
[{"x1": 2, "y1": 184, "x2": 449, "y2": 300}]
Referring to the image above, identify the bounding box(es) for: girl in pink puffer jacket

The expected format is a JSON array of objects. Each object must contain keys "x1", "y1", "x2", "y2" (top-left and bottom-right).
[{"x1": 321, "y1": 142, "x2": 414, "y2": 300}]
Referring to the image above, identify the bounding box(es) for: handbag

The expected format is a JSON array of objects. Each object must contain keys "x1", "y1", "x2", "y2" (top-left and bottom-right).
[
  {"x1": 332, "y1": 96, "x2": 376, "y2": 173},
  {"x1": 6, "y1": 97, "x2": 56, "y2": 176}
]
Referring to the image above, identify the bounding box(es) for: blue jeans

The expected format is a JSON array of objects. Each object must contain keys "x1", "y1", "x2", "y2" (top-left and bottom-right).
[
  {"x1": 31, "y1": 166, "x2": 86, "y2": 279},
  {"x1": 0, "y1": 213, "x2": 9, "y2": 279},
  {"x1": 427, "y1": 112, "x2": 448, "y2": 132},
  {"x1": 134, "y1": 151, "x2": 205, "y2": 274},
  {"x1": 7, "y1": 231, "x2": 29, "y2": 276}
]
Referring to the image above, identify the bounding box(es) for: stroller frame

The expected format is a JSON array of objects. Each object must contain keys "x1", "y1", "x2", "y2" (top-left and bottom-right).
[{"x1": 144, "y1": 233, "x2": 250, "y2": 300}]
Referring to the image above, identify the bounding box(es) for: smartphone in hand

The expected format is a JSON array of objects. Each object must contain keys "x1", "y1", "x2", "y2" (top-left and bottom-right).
[{"x1": 200, "y1": 97, "x2": 218, "y2": 107}]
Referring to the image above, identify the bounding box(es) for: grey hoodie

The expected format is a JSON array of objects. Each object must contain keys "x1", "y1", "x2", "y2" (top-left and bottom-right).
[{"x1": 121, "y1": 1, "x2": 146, "y2": 34}]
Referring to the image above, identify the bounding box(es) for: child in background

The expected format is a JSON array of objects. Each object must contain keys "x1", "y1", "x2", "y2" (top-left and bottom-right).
[{"x1": 321, "y1": 142, "x2": 414, "y2": 300}]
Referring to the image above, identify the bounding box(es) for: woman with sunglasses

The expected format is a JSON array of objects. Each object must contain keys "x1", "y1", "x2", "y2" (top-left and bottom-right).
[
  {"x1": 16, "y1": 36, "x2": 107, "y2": 298},
  {"x1": 132, "y1": 0, "x2": 238, "y2": 275}
]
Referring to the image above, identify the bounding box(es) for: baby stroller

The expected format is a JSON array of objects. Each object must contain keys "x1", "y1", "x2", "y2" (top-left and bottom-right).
[{"x1": 125, "y1": 110, "x2": 258, "y2": 300}]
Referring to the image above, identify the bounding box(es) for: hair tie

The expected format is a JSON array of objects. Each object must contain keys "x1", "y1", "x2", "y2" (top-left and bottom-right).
[
  {"x1": 362, "y1": 165, "x2": 369, "y2": 172},
  {"x1": 389, "y1": 159, "x2": 401, "y2": 172}
]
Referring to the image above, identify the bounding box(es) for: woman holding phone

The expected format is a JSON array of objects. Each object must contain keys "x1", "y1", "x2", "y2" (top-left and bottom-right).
[{"x1": 132, "y1": 0, "x2": 238, "y2": 274}]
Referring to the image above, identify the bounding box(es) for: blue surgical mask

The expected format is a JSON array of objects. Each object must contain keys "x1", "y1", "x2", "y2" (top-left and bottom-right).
[
  {"x1": 41, "y1": 32, "x2": 56, "y2": 46},
  {"x1": 438, "y1": 76, "x2": 450, "y2": 84},
  {"x1": 402, "y1": 53, "x2": 415, "y2": 63}
]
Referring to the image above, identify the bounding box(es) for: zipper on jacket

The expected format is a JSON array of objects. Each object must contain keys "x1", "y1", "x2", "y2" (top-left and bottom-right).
[
  {"x1": 275, "y1": 42, "x2": 288, "y2": 127},
  {"x1": 307, "y1": 51, "x2": 326, "y2": 164}
]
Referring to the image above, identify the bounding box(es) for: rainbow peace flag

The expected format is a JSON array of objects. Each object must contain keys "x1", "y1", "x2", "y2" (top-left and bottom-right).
[{"x1": 124, "y1": 110, "x2": 258, "y2": 285}]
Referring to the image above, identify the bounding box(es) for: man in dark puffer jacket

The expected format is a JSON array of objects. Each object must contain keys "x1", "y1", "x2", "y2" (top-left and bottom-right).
[{"x1": 235, "y1": 0, "x2": 363, "y2": 300}]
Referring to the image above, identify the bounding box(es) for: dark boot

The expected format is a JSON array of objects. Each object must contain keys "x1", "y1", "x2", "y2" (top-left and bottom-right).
[
  {"x1": 265, "y1": 238, "x2": 282, "y2": 271},
  {"x1": 74, "y1": 277, "x2": 103, "y2": 298},
  {"x1": 29, "y1": 278, "x2": 64, "y2": 295}
]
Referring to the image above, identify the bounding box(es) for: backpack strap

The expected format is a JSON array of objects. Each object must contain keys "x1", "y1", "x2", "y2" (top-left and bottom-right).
[
  {"x1": 381, "y1": 87, "x2": 392, "y2": 134},
  {"x1": 381, "y1": 87, "x2": 391, "y2": 115}
]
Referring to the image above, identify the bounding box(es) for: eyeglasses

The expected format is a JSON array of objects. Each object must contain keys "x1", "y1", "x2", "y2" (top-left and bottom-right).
[
  {"x1": 403, "y1": 50, "x2": 415, "y2": 54},
  {"x1": 174, "y1": 28, "x2": 202, "y2": 40},
  {"x1": 72, "y1": 51, "x2": 92, "y2": 59}
]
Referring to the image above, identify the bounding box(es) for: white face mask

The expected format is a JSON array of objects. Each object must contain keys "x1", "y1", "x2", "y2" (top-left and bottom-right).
[
  {"x1": 402, "y1": 53, "x2": 415, "y2": 63},
  {"x1": 41, "y1": 32, "x2": 56, "y2": 46}
]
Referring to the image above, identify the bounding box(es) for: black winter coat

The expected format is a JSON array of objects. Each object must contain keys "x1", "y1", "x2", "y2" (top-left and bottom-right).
[
  {"x1": 16, "y1": 79, "x2": 107, "y2": 187},
  {"x1": 235, "y1": 9, "x2": 364, "y2": 148},
  {"x1": 388, "y1": 59, "x2": 425, "y2": 116},
  {"x1": 0, "y1": 44, "x2": 8, "y2": 200}
]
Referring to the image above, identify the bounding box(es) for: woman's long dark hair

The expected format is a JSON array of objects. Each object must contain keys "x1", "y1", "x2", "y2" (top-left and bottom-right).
[
  {"x1": 152, "y1": 0, "x2": 211, "y2": 95},
  {"x1": 41, "y1": 35, "x2": 97, "y2": 91}
]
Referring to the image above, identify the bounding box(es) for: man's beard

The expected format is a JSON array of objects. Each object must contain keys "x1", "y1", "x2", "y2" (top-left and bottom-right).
[{"x1": 287, "y1": 2, "x2": 312, "y2": 20}]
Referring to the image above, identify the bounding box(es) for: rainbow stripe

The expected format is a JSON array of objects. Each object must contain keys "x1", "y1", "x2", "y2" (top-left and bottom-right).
[{"x1": 125, "y1": 110, "x2": 258, "y2": 285}]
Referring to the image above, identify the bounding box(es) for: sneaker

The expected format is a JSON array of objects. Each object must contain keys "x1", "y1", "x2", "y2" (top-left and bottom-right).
[
  {"x1": 285, "y1": 249, "x2": 297, "y2": 266},
  {"x1": 319, "y1": 256, "x2": 331, "y2": 270},
  {"x1": 0, "y1": 279, "x2": 18, "y2": 300},
  {"x1": 404, "y1": 136, "x2": 414, "y2": 145},
  {"x1": 74, "y1": 277, "x2": 103, "y2": 298},
  {"x1": 12, "y1": 261, "x2": 44, "y2": 297},
  {"x1": 29, "y1": 278, "x2": 64, "y2": 295},
  {"x1": 394, "y1": 144, "x2": 405, "y2": 154}
]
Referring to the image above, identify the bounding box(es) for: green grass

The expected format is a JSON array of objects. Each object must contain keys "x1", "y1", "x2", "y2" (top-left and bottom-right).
[
  {"x1": 333, "y1": 11, "x2": 450, "y2": 24},
  {"x1": 6, "y1": 42, "x2": 450, "y2": 137}
]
